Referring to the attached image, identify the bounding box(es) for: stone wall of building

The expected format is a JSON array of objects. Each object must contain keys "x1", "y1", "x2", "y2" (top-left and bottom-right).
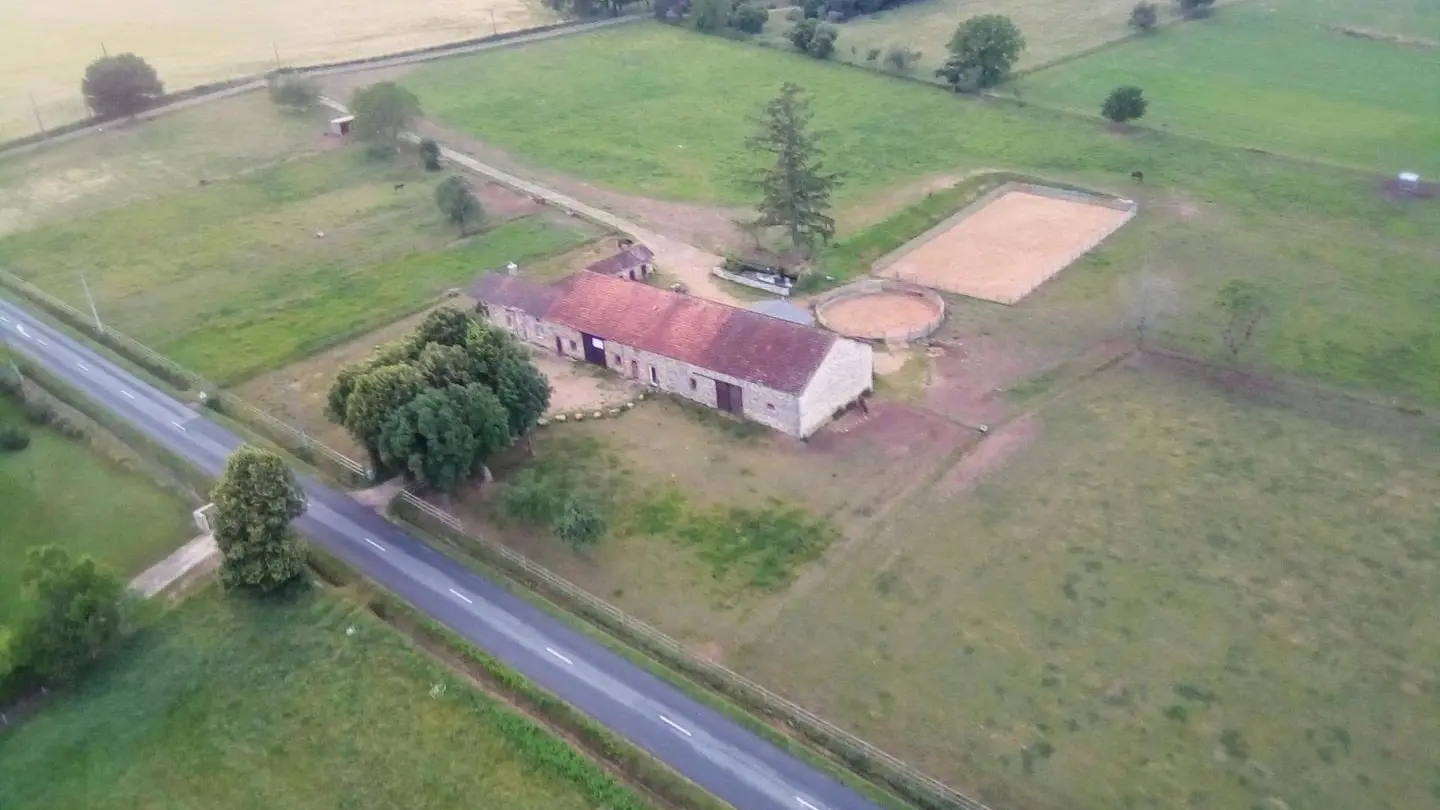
[{"x1": 797, "y1": 337, "x2": 874, "y2": 437}]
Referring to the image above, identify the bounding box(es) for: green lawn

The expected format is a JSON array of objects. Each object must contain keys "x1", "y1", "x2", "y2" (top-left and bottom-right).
[
  {"x1": 0, "y1": 397, "x2": 193, "y2": 622},
  {"x1": 0, "y1": 590, "x2": 654, "y2": 810},
  {"x1": 0, "y1": 148, "x2": 596, "y2": 384},
  {"x1": 1015, "y1": 0, "x2": 1440, "y2": 175},
  {"x1": 737, "y1": 365, "x2": 1440, "y2": 810}
]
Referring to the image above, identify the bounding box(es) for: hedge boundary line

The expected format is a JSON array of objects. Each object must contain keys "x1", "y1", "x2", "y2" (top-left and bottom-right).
[
  {"x1": 306, "y1": 547, "x2": 732, "y2": 810},
  {"x1": 1, "y1": 354, "x2": 210, "y2": 501}
]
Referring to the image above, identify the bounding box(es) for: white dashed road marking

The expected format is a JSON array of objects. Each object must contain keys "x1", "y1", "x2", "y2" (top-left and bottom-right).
[
  {"x1": 0, "y1": 315, "x2": 9, "y2": 323},
  {"x1": 796, "y1": 798, "x2": 822, "y2": 810},
  {"x1": 76, "y1": 362, "x2": 89, "y2": 372},
  {"x1": 658, "y1": 715, "x2": 692, "y2": 737},
  {"x1": 121, "y1": 390, "x2": 135, "y2": 399},
  {"x1": 545, "y1": 647, "x2": 574, "y2": 666},
  {"x1": 171, "y1": 421, "x2": 187, "y2": 432},
  {"x1": 447, "y1": 588, "x2": 473, "y2": 605},
  {"x1": 363, "y1": 537, "x2": 386, "y2": 552}
]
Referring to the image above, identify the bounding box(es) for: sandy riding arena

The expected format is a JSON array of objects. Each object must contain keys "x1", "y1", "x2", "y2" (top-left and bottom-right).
[
  {"x1": 877, "y1": 184, "x2": 1136, "y2": 304},
  {"x1": 814, "y1": 280, "x2": 946, "y2": 343}
]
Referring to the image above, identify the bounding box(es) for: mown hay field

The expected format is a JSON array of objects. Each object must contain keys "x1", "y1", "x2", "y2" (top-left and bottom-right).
[{"x1": 0, "y1": 0, "x2": 553, "y2": 139}]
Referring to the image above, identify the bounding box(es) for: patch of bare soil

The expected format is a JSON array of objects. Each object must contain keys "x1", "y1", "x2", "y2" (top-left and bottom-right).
[
  {"x1": 811, "y1": 400, "x2": 969, "y2": 461},
  {"x1": 933, "y1": 415, "x2": 1038, "y2": 497},
  {"x1": 1330, "y1": 25, "x2": 1438, "y2": 49},
  {"x1": 923, "y1": 332, "x2": 1061, "y2": 428},
  {"x1": 473, "y1": 180, "x2": 545, "y2": 221},
  {"x1": 531, "y1": 350, "x2": 640, "y2": 416},
  {"x1": 1379, "y1": 176, "x2": 1437, "y2": 202}
]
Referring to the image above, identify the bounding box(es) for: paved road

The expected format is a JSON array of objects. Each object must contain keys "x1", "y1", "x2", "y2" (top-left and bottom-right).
[{"x1": 0, "y1": 297, "x2": 883, "y2": 810}]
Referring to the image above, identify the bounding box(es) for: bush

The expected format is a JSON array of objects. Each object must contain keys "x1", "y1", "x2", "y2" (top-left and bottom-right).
[
  {"x1": 784, "y1": 6, "x2": 803, "y2": 21},
  {"x1": 0, "y1": 425, "x2": 30, "y2": 452},
  {"x1": 419, "y1": 138, "x2": 442, "y2": 171},
  {"x1": 801, "y1": 0, "x2": 825, "y2": 18},
  {"x1": 807, "y1": 23, "x2": 839, "y2": 58},
  {"x1": 1129, "y1": 1, "x2": 1159, "y2": 32},
  {"x1": 865, "y1": 47, "x2": 881, "y2": 61},
  {"x1": 501, "y1": 467, "x2": 568, "y2": 525},
  {"x1": 552, "y1": 496, "x2": 607, "y2": 550},
  {"x1": 1101, "y1": 85, "x2": 1148, "y2": 124},
  {"x1": 883, "y1": 43, "x2": 922, "y2": 72},
  {"x1": 268, "y1": 76, "x2": 318, "y2": 110},
  {"x1": 731, "y1": 2, "x2": 769, "y2": 33}
]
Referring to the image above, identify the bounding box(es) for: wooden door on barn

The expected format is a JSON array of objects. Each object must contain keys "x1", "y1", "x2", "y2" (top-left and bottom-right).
[
  {"x1": 581, "y1": 333, "x2": 607, "y2": 366},
  {"x1": 715, "y1": 380, "x2": 744, "y2": 415}
]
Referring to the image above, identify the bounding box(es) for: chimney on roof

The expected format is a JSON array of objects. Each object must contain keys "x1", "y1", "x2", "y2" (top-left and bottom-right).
[{"x1": 505, "y1": 262, "x2": 518, "y2": 276}]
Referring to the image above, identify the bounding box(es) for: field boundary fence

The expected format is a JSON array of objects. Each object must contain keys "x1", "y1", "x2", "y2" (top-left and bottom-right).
[
  {"x1": 0, "y1": 269, "x2": 371, "y2": 485},
  {"x1": 391, "y1": 492, "x2": 1000, "y2": 810}
]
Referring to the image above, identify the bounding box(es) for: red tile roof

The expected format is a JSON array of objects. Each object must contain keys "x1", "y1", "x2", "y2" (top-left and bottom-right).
[
  {"x1": 469, "y1": 273, "x2": 568, "y2": 316},
  {"x1": 474, "y1": 271, "x2": 838, "y2": 394}
]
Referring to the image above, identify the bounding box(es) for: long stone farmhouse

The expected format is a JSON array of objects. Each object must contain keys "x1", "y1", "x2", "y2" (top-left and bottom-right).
[{"x1": 471, "y1": 270, "x2": 873, "y2": 438}]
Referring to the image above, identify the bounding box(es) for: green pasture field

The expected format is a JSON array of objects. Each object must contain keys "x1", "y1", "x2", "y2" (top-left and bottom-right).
[
  {"x1": 0, "y1": 93, "x2": 322, "y2": 236},
  {"x1": 0, "y1": 147, "x2": 596, "y2": 384},
  {"x1": 0, "y1": 590, "x2": 654, "y2": 810},
  {"x1": 735, "y1": 364, "x2": 1440, "y2": 810},
  {"x1": 0, "y1": 396, "x2": 192, "y2": 623},
  {"x1": 397, "y1": 22, "x2": 1440, "y2": 408},
  {"x1": 754, "y1": 0, "x2": 1203, "y2": 79},
  {"x1": 1014, "y1": 0, "x2": 1440, "y2": 175}
]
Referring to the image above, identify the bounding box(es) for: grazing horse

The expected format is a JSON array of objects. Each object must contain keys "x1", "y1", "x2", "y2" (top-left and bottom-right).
[{"x1": 1130, "y1": 170, "x2": 1144, "y2": 183}]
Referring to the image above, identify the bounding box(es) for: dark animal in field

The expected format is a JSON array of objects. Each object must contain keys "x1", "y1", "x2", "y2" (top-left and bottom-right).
[
  {"x1": 1131, "y1": 171, "x2": 1144, "y2": 183},
  {"x1": 394, "y1": 183, "x2": 406, "y2": 190}
]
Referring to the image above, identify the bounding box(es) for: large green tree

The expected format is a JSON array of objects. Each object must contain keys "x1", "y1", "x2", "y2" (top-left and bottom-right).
[
  {"x1": 1101, "y1": 85, "x2": 1148, "y2": 124},
  {"x1": 380, "y1": 383, "x2": 512, "y2": 491},
  {"x1": 212, "y1": 445, "x2": 308, "y2": 593},
  {"x1": 13, "y1": 546, "x2": 125, "y2": 682},
  {"x1": 350, "y1": 81, "x2": 420, "y2": 156},
  {"x1": 435, "y1": 176, "x2": 485, "y2": 235},
  {"x1": 328, "y1": 311, "x2": 550, "y2": 480},
  {"x1": 342, "y1": 364, "x2": 427, "y2": 469},
  {"x1": 936, "y1": 15, "x2": 1025, "y2": 91},
  {"x1": 747, "y1": 83, "x2": 842, "y2": 251},
  {"x1": 82, "y1": 53, "x2": 164, "y2": 118}
]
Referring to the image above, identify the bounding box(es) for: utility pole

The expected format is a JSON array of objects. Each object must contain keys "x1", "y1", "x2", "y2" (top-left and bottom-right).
[
  {"x1": 79, "y1": 273, "x2": 103, "y2": 332},
  {"x1": 29, "y1": 92, "x2": 47, "y2": 138},
  {"x1": 273, "y1": 40, "x2": 281, "y2": 68},
  {"x1": 101, "y1": 41, "x2": 108, "y2": 57},
  {"x1": 490, "y1": 9, "x2": 498, "y2": 34}
]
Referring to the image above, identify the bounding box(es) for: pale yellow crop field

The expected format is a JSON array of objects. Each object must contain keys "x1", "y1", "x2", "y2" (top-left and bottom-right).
[{"x1": 0, "y1": 0, "x2": 552, "y2": 140}]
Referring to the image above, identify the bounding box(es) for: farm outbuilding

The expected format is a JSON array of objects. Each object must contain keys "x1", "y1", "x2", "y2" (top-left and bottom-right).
[
  {"x1": 472, "y1": 271, "x2": 873, "y2": 437},
  {"x1": 585, "y1": 238, "x2": 655, "y2": 280}
]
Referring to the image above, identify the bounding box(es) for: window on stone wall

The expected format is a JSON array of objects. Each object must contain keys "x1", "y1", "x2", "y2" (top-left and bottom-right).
[
  {"x1": 766, "y1": 403, "x2": 775, "y2": 410},
  {"x1": 689, "y1": 378, "x2": 697, "y2": 391},
  {"x1": 650, "y1": 367, "x2": 658, "y2": 384},
  {"x1": 613, "y1": 353, "x2": 621, "y2": 365},
  {"x1": 569, "y1": 340, "x2": 577, "y2": 350}
]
